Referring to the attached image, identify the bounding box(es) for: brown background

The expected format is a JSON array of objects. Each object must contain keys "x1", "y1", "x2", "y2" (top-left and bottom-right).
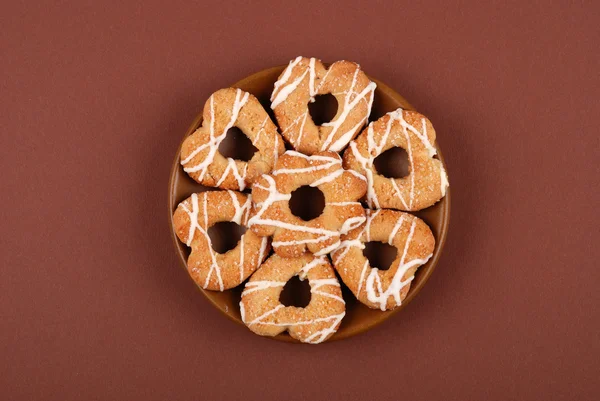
[{"x1": 1, "y1": 1, "x2": 598, "y2": 400}]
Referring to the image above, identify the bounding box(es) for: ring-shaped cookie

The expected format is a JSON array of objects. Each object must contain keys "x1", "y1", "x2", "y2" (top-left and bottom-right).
[
  {"x1": 240, "y1": 254, "x2": 345, "y2": 344},
  {"x1": 180, "y1": 88, "x2": 285, "y2": 190},
  {"x1": 248, "y1": 150, "x2": 367, "y2": 257},
  {"x1": 343, "y1": 109, "x2": 449, "y2": 211},
  {"x1": 331, "y1": 209, "x2": 435, "y2": 311},
  {"x1": 270, "y1": 57, "x2": 376, "y2": 154},
  {"x1": 172, "y1": 190, "x2": 270, "y2": 291}
]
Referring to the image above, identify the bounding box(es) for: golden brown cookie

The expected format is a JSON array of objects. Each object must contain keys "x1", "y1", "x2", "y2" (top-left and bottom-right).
[
  {"x1": 180, "y1": 88, "x2": 285, "y2": 190},
  {"x1": 247, "y1": 150, "x2": 367, "y2": 257},
  {"x1": 343, "y1": 109, "x2": 449, "y2": 211},
  {"x1": 331, "y1": 209, "x2": 434, "y2": 311},
  {"x1": 172, "y1": 191, "x2": 270, "y2": 291},
  {"x1": 271, "y1": 57, "x2": 376, "y2": 154},
  {"x1": 240, "y1": 254, "x2": 345, "y2": 344}
]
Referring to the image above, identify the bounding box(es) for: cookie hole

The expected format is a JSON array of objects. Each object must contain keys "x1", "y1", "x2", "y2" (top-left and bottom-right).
[
  {"x1": 289, "y1": 186, "x2": 325, "y2": 221},
  {"x1": 309, "y1": 94, "x2": 338, "y2": 125},
  {"x1": 374, "y1": 147, "x2": 409, "y2": 179},
  {"x1": 363, "y1": 241, "x2": 397, "y2": 271},
  {"x1": 207, "y1": 222, "x2": 247, "y2": 254},
  {"x1": 218, "y1": 127, "x2": 258, "y2": 162},
  {"x1": 279, "y1": 275, "x2": 311, "y2": 308}
]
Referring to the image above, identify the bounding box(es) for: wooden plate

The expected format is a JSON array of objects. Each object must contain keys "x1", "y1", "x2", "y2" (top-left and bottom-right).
[{"x1": 168, "y1": 65, "x2": 451, "y2": 342}]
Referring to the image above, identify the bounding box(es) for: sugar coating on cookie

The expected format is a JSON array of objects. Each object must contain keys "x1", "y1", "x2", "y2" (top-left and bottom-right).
[
  {"x1": 240, "y1": 254, "x2": 345, "y2": 344},
  {"x1": 172, "y1": 191, "x2": 270, "y2": 291},
  {"x1": 248, "y1": 150, "x2": 367, "y2": 257},
  {"x1": 180, "y1": 88, "x2": 285, "y2": 191},
  {"x1": 343, "y1": 109, "x2": 449, "y2": 211},
  {"x1": 271, "y1": 56, "x2": 376, "y2": 155},
  {"x1": 331, "y1": 209, "x2": 435, "y2": 311}
]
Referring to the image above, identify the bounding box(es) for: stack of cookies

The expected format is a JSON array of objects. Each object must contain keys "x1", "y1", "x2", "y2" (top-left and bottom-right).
[{"x1": 172, "y1": 57, "x2": 449, "y2": 344}]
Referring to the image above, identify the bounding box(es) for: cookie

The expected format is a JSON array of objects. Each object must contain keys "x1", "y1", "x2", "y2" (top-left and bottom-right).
[
  {"x1": 240, "y1": 254, "x2": 345, "y2": 344},
  {"x1": 172, "y1": 191, "x2": 270, "y2": 291},
  {"x1": 247, "y1": 150, "x2": 367, "y2": 257},
  {"x1": 331, "y1": 209, "x2": 435, "y2": 310},
  {"x1": 343, "y1": 109, "x2": 449, "y2": 211},
  {"x1": 271, "y1": 57, "x2": 376, "y2": 154},
  {"x1": 180, "y1": 88, "x2": 285, "y2": 191}
]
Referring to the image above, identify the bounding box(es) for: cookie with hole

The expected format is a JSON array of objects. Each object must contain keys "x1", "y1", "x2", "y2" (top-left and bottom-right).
[
  {"x1": 180, "y1": 88, "x2": 285, "y2": 191},
  {"x1": 240, "y1": 254, "x2": 345, "y2": 344},
  {"x1": 172, "y1": 190, "x2": 270, "y2": 291},
  {"x1": 343, "y1": 109, "x2": 449, "y2": 211},
  {"x1": 247, "y1": 150, "x2": 367, "y2": 258},
  {"x1": 270, "y1": 56, "x2": 376, "y2": 154},
  {"x1": 331, "y1": 209, "x2": 435, "y2": 311}
]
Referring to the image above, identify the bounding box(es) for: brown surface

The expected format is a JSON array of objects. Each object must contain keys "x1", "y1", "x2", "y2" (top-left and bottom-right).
[
  {"x1": 168, "y1": 66, "x2": 450, "y2": 342},
  {"x1": 1, "y1": 1, "x2": 598, "y2": 400}
]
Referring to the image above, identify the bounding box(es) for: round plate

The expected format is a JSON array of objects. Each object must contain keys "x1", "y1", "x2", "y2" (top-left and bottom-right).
[{"x1": 168, "y1": 65, "x2": 451, "y2": 343}]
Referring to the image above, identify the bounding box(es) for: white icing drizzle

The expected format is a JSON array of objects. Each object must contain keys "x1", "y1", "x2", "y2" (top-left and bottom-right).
[
  {"x1": 309, "y1": 168, "x2": 344, "y2": 187},
  {"x1": 298, "y1": 256, "x2": 327, "y2": 279},
  {"x1": 249, "y1": 152, "x2": 364, "y2": 255},
  {"x1": 320, "y1": 67, "x2": 376, "y2": 151},
  {"x1": 348, "y1": 109, "x2": 447, "y2": 210},
  {"x1": 272, "y1": 57, "x2": 319, "y2": 110},
  {"x1": 332, "y1": 237, "x2": 364, "y2": 265},
  {"x1": 181, "y1": 89, "x2": 250, "y2": 189},
  {"x1": 249, "y1": 310, "x2": 343, "y2": 328},
  {"x1": 272, "y1": 151, "x2": 341, "y2": 176},
  {"x1": 240, "y1": 256, "x2": 344, "y2": 343},
  {"x1": 356, "y1": 260, "x2": 369, "y2": 296},
  {"x1": 252, "y1": 219, "x2": 339, "y2": 236},
  {"x1": 308, "y1": 57, "x2": 316, "y2": 100},
  {"x1": 332, "y1": 211, "x2": 433, "y2": 309},
  {"x1": 271, "y1": 58, "x2": 375, "y2": 152},
  {"x1": 304, "y1": 313, "x2": 345, "y2": 344},
  {"x1": 295, "y1": 112, "x2": 309, "y2": 148},
  {"x1": 440, "y1": 163, "x2": 449, "y2": 196},
  {"x1": 180, "y1": 193, "x2": 223, "y2": 291},
  {"x1": 388, "y1": 214, "x2": 405, "y2": 245},
  {"x1": 329, "y1": 117, "x2": 368, "y2": 152},
  {"x1": 273, "y1": 235, "x2": 336, "y2": 249},
  {"x1": 183, "y1": 193, "x2": 201, "y2": 247},
  {"x1": 273, "y1": 133, "x2": 280, "y2": 164},
  {"x1": 239, "y1": 234, "x2": 245, "y2": 282},
  {"x1": 328, "y1": 201, "x2": 362, "y2": 206},
  {"x1": 216, "y1": 157, "x2": 247, "y2": 190},
  {"x1": 391, "y1": 178, "x2": 409, "y2": 210},
  {"x1": 339, "y1": 216, "x2": 366, "y2": 235},
  {"x1": 349, "y1": 140, "x2": 379, "y2": 209},
  {"x1": 247, "y1": 304, "x2": 285, "y2": 325},
  {"x1": 271, "y1": 56, "x2": 303, "y2": 105},
  {"x1": 346, "y1": 169, "x2": 367, "y2": 182},
  {"x1": 284, "y1": 150, "x2": 339, "y2": 162},
  {"x1": 229, "y1": 191, "x2": 252, "y2": 224},
  {"x1": 244, "y1": 303, "x2": 345, "y2": 345},
  {"x1": 401, "y1": 115, "x2": 416, "y2": 209},
  {"x1": 178, "y1": 191, "x2": 253, "y2": 291},
  {"x1": 310, "y1": 278, "x2": 345, "y2": 303},
  {"x1": 252, "y1": 116, "x2": 269, "y2": 145},
  {"x1": 364, "y1": 219, "x2": 433, "y2": 310},
  {"x1": 242, "y1": 280, "x2": 287, "y2": 296},
  {"x1": 271, "y1": 69, "x2": 309, "y2": 109},
  {"x1": 239, "y1": 301, "x2": 245, "y2": 323},
  {"x1": 256, "y1": 237, "x2": 268, "y2": 269},
  {"x1": 365, "y1": 209, "x2": 380, "y2": 242},
  {"x1": 399, "y1": 111, "x2": 436, "y2": 158},
  {"x1": 314, "y1": 240, "x2": 342, "y2": 256},
  {"x1": 281, "y1": 111, "x2": 308, "y2": 145},
  {"x1": 331, "y1": 209, "x2": 378, "y2": 264}
]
